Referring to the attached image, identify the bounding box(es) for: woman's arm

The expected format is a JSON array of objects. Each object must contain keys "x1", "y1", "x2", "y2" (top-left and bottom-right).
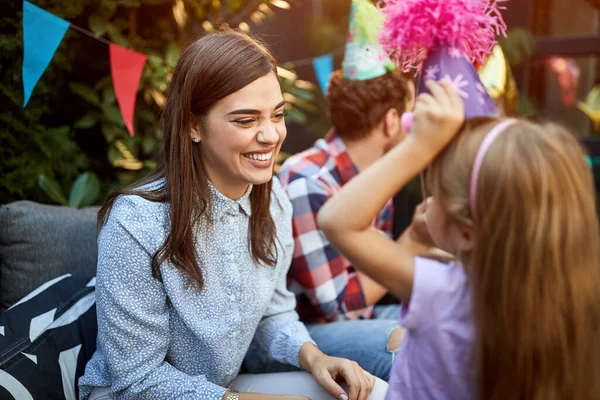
[
  {"x1": 253, "y1": 258, "x2": 372, "y2": 400},
  {"x1": 253, "y1": 182, "x2": 374, "y2": 400},
  {"x1": 317, "y1": 81, "x2": 464, "y2": 302},
  {"x1": 95, "y1": 196, "x2": 228, "y2": 400}
]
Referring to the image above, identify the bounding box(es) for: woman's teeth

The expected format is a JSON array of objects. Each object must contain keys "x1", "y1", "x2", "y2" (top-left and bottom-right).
[{"x1": 244, "y1": 152, "x2": 272, "y2": 161}]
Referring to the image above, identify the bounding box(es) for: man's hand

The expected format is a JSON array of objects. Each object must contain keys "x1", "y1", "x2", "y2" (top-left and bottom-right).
[
  {"x1": 396, "y1": 199, "x2": 434, "y2": 257},
  {"x1": 398, "y1": 198, "x2": 455, "y2": 263},
  {"x1": 408, "y1": 198, "x2": 435, "y2": 247},
  {"x1": 356, "y1": 270, "x2": 388, "y2": 306}
]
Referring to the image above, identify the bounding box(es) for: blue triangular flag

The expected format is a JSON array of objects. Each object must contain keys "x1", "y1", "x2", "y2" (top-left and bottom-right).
[
  {"x1": 312, "y1": 54, "x2": 334, "y2": 95},
  {"x1": 22, "y1": 0, "x2": 70, "y2": 107}
]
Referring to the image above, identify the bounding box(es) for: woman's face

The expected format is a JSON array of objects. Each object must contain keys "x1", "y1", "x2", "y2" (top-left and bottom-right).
[{"x1": 196, "y1": 72, "x2": 286, "y2": 199}]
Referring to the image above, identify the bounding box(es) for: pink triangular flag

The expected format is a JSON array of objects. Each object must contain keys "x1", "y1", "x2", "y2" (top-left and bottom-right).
[{"x1": 109, "y1": 43, "x2": 147, "y2": 137}]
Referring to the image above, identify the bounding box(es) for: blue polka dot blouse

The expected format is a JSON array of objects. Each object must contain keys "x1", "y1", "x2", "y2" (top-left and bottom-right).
[{"x1": 79, "y1": 178, "x2": 313, "y2": 399}]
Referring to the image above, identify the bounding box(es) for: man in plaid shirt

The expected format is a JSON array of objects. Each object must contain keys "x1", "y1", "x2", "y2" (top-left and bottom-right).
[{"x1": 278, "y1": 129, "x2": 395, "y2": 323}]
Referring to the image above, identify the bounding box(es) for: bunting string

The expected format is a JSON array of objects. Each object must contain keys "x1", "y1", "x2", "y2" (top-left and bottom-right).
[
  {"x1": 22, "y1": 0, "x2": 339, "y2": 136},
  {"x1": 69, "y1": 20, "x2": 343, "y2": 67}
]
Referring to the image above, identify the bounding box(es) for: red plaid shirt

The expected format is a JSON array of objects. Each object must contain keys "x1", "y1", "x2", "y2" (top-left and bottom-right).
[{"x1": 278, "y1": 131, "x2": 394, "y2": 322}]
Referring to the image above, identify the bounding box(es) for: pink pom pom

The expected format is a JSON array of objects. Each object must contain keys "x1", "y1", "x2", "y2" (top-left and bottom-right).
[
  {"x1": 401, "y1": 112, "x2": 413, "y2": 133},
  {"x1": 379, "y1": 0, "x2": 508, "y2": 74}
]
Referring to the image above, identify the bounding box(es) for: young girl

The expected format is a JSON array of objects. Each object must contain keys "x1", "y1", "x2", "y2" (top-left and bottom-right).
[{"x1": 317, "y1": 80, "x2": 600, "y2": 399}]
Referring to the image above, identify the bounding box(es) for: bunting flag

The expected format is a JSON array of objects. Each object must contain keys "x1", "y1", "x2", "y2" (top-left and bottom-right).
[
  {"x1": 312, "y1": 54, "x2": 334, "y2": 95},
  {"x1": 109, "y1": 44, "x2": 147, "y2": 137},
  {"x1": 21, "y1": 1, "x2": 341, "y2": 135},
  {"x1": 22, "y1": 0, "x2": 70, "y2": 107}
]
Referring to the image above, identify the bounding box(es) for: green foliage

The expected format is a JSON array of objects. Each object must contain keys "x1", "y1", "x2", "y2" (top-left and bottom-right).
[
  {"x1": 1, "y1": 0, "x2": 315, "y2": 206},
  {"x1": 38, "y1": 171, "x2": 101, "y2": 208},
  {"x1": 0, "y1": 0, "x2": 89, "y2": 204},
  {"x1": 69, "y1": 172, "x2": 101, "y2": 208},
  {"x1": 498, "y1": 28, "x2": 534, "y2": 68},
  {"x1": 278, "y1": 67, "x2": 317, "y2": 124},
  {"x1": 38, "y1": 175, "x2": 69, "y2": 205},
  {"x1": 578, "y1": 85, "x2": 600, "y2": 133}
]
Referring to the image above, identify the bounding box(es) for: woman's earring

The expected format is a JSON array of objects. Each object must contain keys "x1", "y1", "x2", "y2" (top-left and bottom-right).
[{"x1": 192, "y1": 137, "x2": 200, "y2": 143}]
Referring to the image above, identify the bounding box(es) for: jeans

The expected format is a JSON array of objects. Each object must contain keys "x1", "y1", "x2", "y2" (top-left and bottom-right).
[{"x1": 243, "y1": 304, "x2": 401, "y2": 381}]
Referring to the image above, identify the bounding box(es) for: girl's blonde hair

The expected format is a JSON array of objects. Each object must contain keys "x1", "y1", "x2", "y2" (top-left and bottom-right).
[{"x1": 429, "y1": 118, "x2": 600, "y2": 400}]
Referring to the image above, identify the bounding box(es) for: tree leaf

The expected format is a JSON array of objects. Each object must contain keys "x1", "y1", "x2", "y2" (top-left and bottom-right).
[
  {"x1": 89, "y1": 13, "x2": 107, "y2": 36},
  {"x1": 143, "y1": 160, "x2": 157, "y2": 170},
  {"x1": 101, "y1": 123, "x2": 125, "y2": 142},
  {"x1": 101, "y1": 4, "x2": 117, "y2": 20},
  {"x1": 165, "y1": 42, "x2": 179, "y2": 67},
  {"x1": 102, "y1": 104, "x2": 124, "y2": 125},
  {"x1": 69, "y1": 172, "x2": 100, "y2": 208},
  {"x1": 106, "y1": 23, "x2": 130, "y2": 47},
  {"x1": 102, "y1": 86, "x2": 116, "y2": 105},
  {"x1": 283, "y1": 93, "x2": 317, "y2": 112},
  {"x1": 142, "y1": 135, "x2": 156, "y2": 156},
  {"x1": 290, "y1": 86, "x2": 315, "y2": 102},
  {"x1": 38, "y1": 175, "x2": 68, "y2": 205},
  {"x1": 285, "y1": 107, "x2": 307, "y2": 124},
  {"x1": 46, "y1": 126, "x2": 71, "y2": 136},
  {"x1": 75, "y1": 113, "x2": 99, "y2": 129},
  {"x1": 69, "y1": 82, "x2": 100, "y2": 106},
  {"x1": 108, "y1": 144, "x2": 121, "y2": 165},
  {"x1": 137, "y1": 109, "x2": 155, "y2": 123},
  {"x1": 94, "y1": 75, "x2": 113, "y2": 90},
  {"x1": 585, "y1": 85, "x2": 600, "y2": 110}
]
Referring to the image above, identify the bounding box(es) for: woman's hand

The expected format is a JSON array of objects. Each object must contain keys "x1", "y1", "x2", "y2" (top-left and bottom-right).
[
  {"x1": 299, "y1": 343, "x2": 374, "y2": 400},
  {"x1": 410, "y1": 80, "x2": 465, "y2": 157},
  {"x1": 237, "y1": 393, "x2": 310, "y2": 400}
]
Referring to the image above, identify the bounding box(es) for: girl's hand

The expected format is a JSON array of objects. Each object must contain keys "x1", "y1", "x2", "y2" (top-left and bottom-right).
[{"x1": 411, "y1": 80, "x2": 465, "y2": 156}]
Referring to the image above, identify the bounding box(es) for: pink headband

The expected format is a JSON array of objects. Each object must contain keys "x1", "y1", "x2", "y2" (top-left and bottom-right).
[{"x1": 469, "y1": 119, "x2": 517, "y2": 220}]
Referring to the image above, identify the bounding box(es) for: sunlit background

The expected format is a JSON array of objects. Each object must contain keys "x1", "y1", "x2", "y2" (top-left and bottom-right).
[{"x1": 1, "y1": 0, "x2": 599, "y2": 208}]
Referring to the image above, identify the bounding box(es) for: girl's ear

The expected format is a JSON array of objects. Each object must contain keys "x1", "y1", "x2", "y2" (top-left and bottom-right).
[{"x1": 458, "y1": 226, "x2": 475, "y2": 253}]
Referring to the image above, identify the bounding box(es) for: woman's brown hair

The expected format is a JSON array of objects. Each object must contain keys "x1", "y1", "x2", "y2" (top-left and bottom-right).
[
  {"x1": 429, "y1": 118, "x2": 600, "y2": 399},
  {"x1": 326, "y1": 68, "x2": 412, "y2": 140},
  {"x1": 97, "y1": 30, "x2": 279, "y2": 289}
]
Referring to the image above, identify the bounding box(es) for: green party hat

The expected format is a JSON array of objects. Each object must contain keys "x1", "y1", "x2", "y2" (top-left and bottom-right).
[{"x1": 343, "y1": 0, "x2": 395, "y2": 81}]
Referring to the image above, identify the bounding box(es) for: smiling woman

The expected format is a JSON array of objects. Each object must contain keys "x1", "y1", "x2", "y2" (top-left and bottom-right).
[
  {"x1": 196, "y1": 76, "x2": 287, "y2": 200},
  {"x1": 77, "y1": 30, "x2": 386, "y2": 400}
]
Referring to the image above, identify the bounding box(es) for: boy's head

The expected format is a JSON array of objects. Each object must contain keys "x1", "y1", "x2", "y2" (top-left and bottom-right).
[{"x1": 326, "y1": 69, "x2": 415, "y2": 144}]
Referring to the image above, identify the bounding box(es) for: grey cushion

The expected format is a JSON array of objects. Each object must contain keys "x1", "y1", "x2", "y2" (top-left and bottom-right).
[{"x1": 0, "y1": 201, "x2": 99, "y2": 309}]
